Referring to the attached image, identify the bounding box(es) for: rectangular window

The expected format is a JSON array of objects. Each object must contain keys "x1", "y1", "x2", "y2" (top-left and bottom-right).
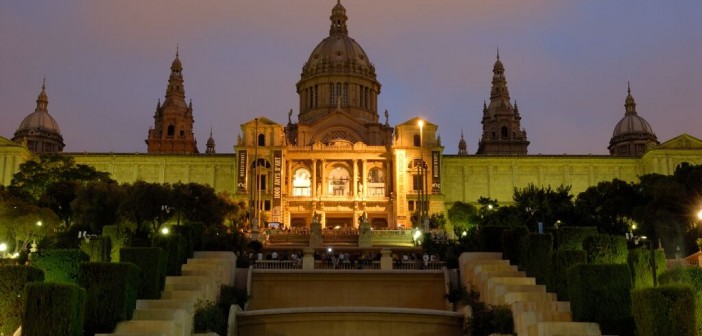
[
  {"x1": 259, "y1": 174, "x2": 267, "y2": 191},
  {"x1": 412, "y1": 175, "x2": 423, "y2": 192},
  {"x1": 264, "y1": 200, "x2": 271, "y2": 211},
  {"x1": 408, "y1": 200, "x2": 415, "y2": 211},
  {"x1": 329, "y1": 83, "x2": 334, "y2": 105}
]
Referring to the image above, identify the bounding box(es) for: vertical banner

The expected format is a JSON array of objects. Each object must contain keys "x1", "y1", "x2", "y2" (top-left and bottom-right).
[
  {"x1": 271, "y1": 150, "x2": 283, "y2": 223},
  {"x1": 431, "y1": 151, "x2": 441, "y2": 193},
  {"x1": 237, "y1": 150, "x2": 247, "y2": 193}
]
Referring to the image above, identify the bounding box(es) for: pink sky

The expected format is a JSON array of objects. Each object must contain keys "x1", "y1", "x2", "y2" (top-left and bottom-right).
[{"x1": 1, "y1": 0, "x2": 700, "y2": 155}]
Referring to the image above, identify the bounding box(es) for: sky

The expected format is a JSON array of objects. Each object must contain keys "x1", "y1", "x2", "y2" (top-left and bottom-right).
[{"x1": 1, "y1": 0, "x2": 701, "y2": 155}]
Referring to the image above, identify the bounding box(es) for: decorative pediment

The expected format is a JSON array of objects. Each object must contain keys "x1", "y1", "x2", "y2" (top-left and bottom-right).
[
  {"x1": 309, "y1": 111, "x2": 366, "y2": 144},
  {"x1": 655, "y1": 134, "x2": 702, "y2": 150},
  {"x1": 242, "y1": 116, "x2": 281, "y2": 127}
]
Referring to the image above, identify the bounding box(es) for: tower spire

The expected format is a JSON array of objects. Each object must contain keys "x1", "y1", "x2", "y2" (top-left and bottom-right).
[
  {"x1": 329, "y1": 0, "x2": 348, "y2": 35},
  {"x1": 625, "y1": 82, "x2": 637, "y2": 114}
]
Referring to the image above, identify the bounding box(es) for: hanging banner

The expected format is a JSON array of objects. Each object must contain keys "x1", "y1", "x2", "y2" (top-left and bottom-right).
[
  {"x1": 431, "y1": 151, "x2": 441, "y2": 193},
  {"x1": 237, "y1": 150, "x2": 247, "y2": 193},
  {"x1": 271, "y1": 150, "x2": 283, "y2": 222}
]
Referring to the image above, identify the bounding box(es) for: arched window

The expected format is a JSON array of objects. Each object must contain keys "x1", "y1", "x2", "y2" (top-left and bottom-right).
[
  {"x1": 414, "y1": 134, "x2": 421, "y2": 147},
  {"x1": 367, "y1": 168, "x2": 386, "y2": 196},
  {"x1": 258, "y1": 134, "x2": 265, "y2": 146},
  {"x1": 292, "y1": 168, "x2": 311, "y2": 196},
  {"x1": 167, "y1": 125, "x2": 175, "y2": 137},
  {"x1": 328, "y1": 166, "x2": 350, "y2": 196}
]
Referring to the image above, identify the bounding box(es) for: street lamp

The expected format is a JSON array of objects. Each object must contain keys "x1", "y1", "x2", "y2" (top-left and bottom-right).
[{"x1": 0, "y1": 243, "x2": 7, "y2": 258}]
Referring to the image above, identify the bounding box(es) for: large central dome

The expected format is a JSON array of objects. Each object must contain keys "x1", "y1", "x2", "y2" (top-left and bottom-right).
[{"x1": 295, "y1": 1, "x2": 381, "y2": 124}]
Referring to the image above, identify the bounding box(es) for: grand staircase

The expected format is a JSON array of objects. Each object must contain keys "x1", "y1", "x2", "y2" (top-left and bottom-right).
[{"x1": 459, "y1": 252, "x2": 603, "y2": 336}]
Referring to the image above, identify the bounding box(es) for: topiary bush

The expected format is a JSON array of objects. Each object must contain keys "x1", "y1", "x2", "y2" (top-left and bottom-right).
[
  {"x1": 152, "y1": 233, "x2": 187, "y2": 276},
  {"x1": 79, "y1": 236, "x2": 112, "y2": 262},
  {"x1": 22, "y1": 282, "x2": 86, "y2": 336},
  {"x1": 79, "y1": 262, "x2": 140, "y2": 335},
  {"x1": 194, "y1": 300, "x2": 227, "y2": 336},
  {"x1": 659, "y1": 267, "x2": 702, "y2": 335},
  {"x1": 102, "y1": 225, "x2": 130, "y2": 262},
  {"x1": 546, "y1": 250, "x2": 586, "y2": 300},
  {"x1": 628, "y1": 247, "x2": 666, "y2": 289},
  {"x1": 567, "y1": 263, "x2": 634, "y2": 336},
  {"x1": 120, "y1": 247, "x2": 168, "y2": 298},
  {"x1": 173, "y1": 224, "x2": 195, "y2": 258},
  {"x1": 0, "y1": 265, "x2": 44, "y2": 335},
  {"x1": 554, "y1": 226, "x2": 597, "y2": 251},
  {"x1": 31, "y1": 249, "x2": 89, "y2": 283},
  {"x1": 632, "y1": 284, "x2": 696, "y2": 336},
  {"x1": 519, "y1": 233, "x2": 553, "y2": 285},
  {"x1": 500, "y1": 226, "x2": 528, "y2": 265},
  {"x1": 582, "y1": 234, "x2": 628, "y2": 264}
]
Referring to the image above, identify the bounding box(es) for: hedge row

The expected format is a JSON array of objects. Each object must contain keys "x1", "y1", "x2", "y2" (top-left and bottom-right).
[
  {"x1": 520, "y1": 233, "x2": 553, "y2": 285},
  {"x1": 500, "y1": 226, "x2": 528, "y2": 265},
  {"x1": 0, "y1": 266, "x2": 44, "y2": 334},
  {"x1": 79, "y1": 262, "x2": 140, "y2": 335},
  {"x1": 554, "y1": 226, "x2": 597, "y2": 251},
  {"x1": 31, "y1": 249, "x2": 89, "y2": 283},
  {"x1": 22, "y1": 282, "x2": 86, "y2": 336},
  {"x1": 546, "y1": 250, "x2": 586, "y2": 300},
  {"x1": 632, "y1": 284, "x2": 696, "y2": 336},
  {"x1": 658, "y1": 267, "x2": 702, "y2": 336},
  {"x1": 567, "y1": 263, "x2": 634, "y2": 336},
  {"x1": 102, "y1": 225, "x2": 129, "y2": 262},
  {"x1": 627, "y1": 247, "x2": 666, "y2": 289},
  {"x1": 120, "y1": 247, "x2": 168, "y2": 299},
  {"x1": 583, "y1": 234, "x2": 628, "y2": 264},
  {"x1": 153, "y1": 232, "x2": 188, "y2": 276},
  {"x1": 79, "y1": 236, "x2": 112, "y2": 262}
]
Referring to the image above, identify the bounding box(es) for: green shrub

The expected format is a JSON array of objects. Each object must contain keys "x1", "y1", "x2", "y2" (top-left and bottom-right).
[
  {"x1": 555, "y1": 226, "x2": 597, "y2": 251},
  {"x1": 500, "y1": 226, "x2": 528, "y2": 265},
  {"x1": 22, "y1": 282, "x2": 86, "y2": 336},
  {"x1": 219, "y1": 284, "x2": 248, "y2": 313},
  {"x1": 659, "y1": 267, "x2": 702, "y2": 335},
  {"x1": 628, "y1": 247, "x2": 666, "y2": 289},
  {"x1": 632, "y1": 284, "x2": 696, "y2": 336},
  {"x1": 583, "y1": 234, "x2": 628, "y2": 264},
  {"x1": 478, "y1": 226, "x2": 512, "y2": 252},
  {"x1": 567, "y1": 264, "x2": 633, "y2": 336},
  {"x1": 546, "y1": 250, "x2": 586, "y2": 300},
  {"x1": 79, "y1": 236, "x2": 112, "y2": 262},
  {"x1": 0, "y1": 266, "x2": 44, "y2": 335},
  {"x1": 120, "y1": 247, "x2": 168, "y2": 298},
  {"x1": 520, "y1": 233, "x2": 553, "y2": 285},
  {"x1": 465, "y1": 301, "x2": 514, "y2": 336},
  {"x1": 79, "y1": 262, "x2": 140, "y2": 335},
  {"x1": 194, "y1": 300, "x2": 227, "y2": 335},
  {"x1": 102, "y1": 225, "x2": 130, "y2": 262},
  {"x1": 152, "y1": 233, "x2": 187, "y2": 276},
  {"x1": 31, "y1": 249, "x2": 89, "y2": 283}
]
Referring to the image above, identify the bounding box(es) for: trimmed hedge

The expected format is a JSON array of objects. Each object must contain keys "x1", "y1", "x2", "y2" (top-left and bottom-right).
[
  {"x1": 500, "y1": 226, "x2": 528, "y2": 265},
  {"x1": 520, "y1": 233, "x2": 553, "y2": 285},
  {"x1": 627, "y1": 247, "x2": 666, "y2": 289},
  {"x1": 479, "y1": 226, "x2": 512, "y2": 252},
  {"x1": 555, "y1": 226, "x2": 597, "y2": 251},
  {"x1": 79, "y1": 236, "x2": 112, "y2": 262},
  {"x1": 153, "y1": 233, "x2": 187, "y2": 276},
  {"x1": 79, "y1": 262, "x2": 140, "y2": 335},
  {"x1": 0, "y1": 266, "x2": 44, "y2": 334},
  {"x1": 120, "y1": 247, "x2": 168, "y2": 298},
  {"x1": 173, "y1": 224, "x2": 195, "y2": 258},
  {"x1": 632, "y1": 284, "x2": 696, "y2": 336},
  {"x1": 102, "y1": 225, "x2": 129, "y2": 262},
  {"x1": 659, "y1": 267, "x2": 702, "y2": 336},
  {"x1": 31, "y1": 249, "x2": 89, "y2": 283},
  {"x1": 546, "y1": 250, "x2": 586, "y2": 301},
  {"x1": 583, "y1": 234, "x2": 628, "y2": 264},
  {"x1": 22, "y1": 282, "x2": 86, "y2": 336},
  {"x1": 567, "y1": 263, "x2": 633, "y2": 336}
]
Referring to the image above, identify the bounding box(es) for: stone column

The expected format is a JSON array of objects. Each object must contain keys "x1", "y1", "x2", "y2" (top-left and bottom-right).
[
  {"x1": 380, "y1": 249, "x2": 392, "y2": 270},
  {"x1": 312, "y1": 159, "x2": 317, "y2": 198},
  {"x1": 302, "y1": 247, "x2": 315, "y2": 270}
]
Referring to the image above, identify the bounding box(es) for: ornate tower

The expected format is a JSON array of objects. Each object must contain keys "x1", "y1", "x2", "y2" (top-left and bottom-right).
[
  {"x1": 205, "y1": 128, "x2": 215, "y2": 154},
  {"x1": 146, "y1": 51, "x2": 199, "y2": 154},
  {"x1": 476, "y1": 51, "x2": 529, "y2": 155},
  {"x1": 12, "y1": 80, "x2": 65, "y2": 153},
  {"x1": 457, "y1": 130, "x2": 468, "y2": 156},
  {"x1": 608, "y1": 84, "x2": 658, "y2": 156}
]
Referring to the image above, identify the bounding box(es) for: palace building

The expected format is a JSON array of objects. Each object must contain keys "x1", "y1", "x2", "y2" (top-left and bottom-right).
[{"x1": 2, "y1": 1, "x2": 702, "y2": 230}]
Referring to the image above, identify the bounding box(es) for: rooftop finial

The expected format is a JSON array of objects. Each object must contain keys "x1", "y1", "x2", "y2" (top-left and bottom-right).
[
  {"x1": 627, "y1": 81, "x2": 631, "y2": 94},
  {"x1": 176, "y1": 44, "x2": 179, "y2": 58},
  {"x1": 42, "y1": 77, "x2": 46, "y2": 91},
  {"x1": 496, "y1": 46, "x2": 500, "y2": 60}
]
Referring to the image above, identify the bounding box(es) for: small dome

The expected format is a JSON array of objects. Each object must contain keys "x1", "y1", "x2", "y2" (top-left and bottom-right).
[
  {"x1": 19, "y1": 110, "x2": 61, "y2": 133},
  {"x1": 207, "y1": 135, "x2": 215, "y2": 146},
  {"x1": 612, "y1": 114, "x2": 654, "y2": 137}
]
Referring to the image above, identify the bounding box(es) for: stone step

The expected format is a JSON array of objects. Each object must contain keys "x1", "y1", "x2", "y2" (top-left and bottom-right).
[
  {"x1": 164, "y1": 282, "x2": 206, "y2": 293},
  {"x1": 475, "y1": 270, "x2": 526, "y2": 295},
  {"x1": 514, "y1": 310, "x2": 573, "y2": 335},
  {"x1": 113, "y1": 320, "x2": 178, "y2": 336},
  {"x1": 136, "y1": 299, "x2": 195, "y2": 314},
  {"x1": 160, "y1": 289, "x2": 203, "y2": 303},
  {"x1": 501, "y1": 292, "x2": 558, "y2": 305},
  {"x1": 458, "y1": 252, "x2": 503, "y2": 282},
  {"x1": 527, "y1": 321, "x2": 601, "y2": 336},
  {"x1": 185, "y1": 258, "x2": 232, "y2": 287},
  {"x1": 489, "y1": 284, "x2": 547, "y2": 305},
  {"x1": 485, "y1": 276, "x2": 537, "y2": 298},
  {"x1": 165, "y1": 275, "x2": 216, "y2": 301},
  {"x1": 463, "y1": 259, "x2": 511, "y2": 283},
  {"x1": 132, "y1": 308, "x2": 191, "y2": 336}
]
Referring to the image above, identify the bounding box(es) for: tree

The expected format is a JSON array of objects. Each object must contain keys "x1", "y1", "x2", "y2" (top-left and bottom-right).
[
  {"x1": 447, "y1": 201, "x2": 478, "y2": 235},
  {"x1": 0, "y1": 193, "x2": 59, "y2": 254},
  {"x1": 71, "y1": 181, "x2": 126, "y2": 234},
  {"x1": 118, "y1": 181, "x2": 171, "y2": 241},
  {"x1": 513, "y1": 184, "x2": 575, "y2": 230},
  {"x1": 574, "y1": 179, "x2": 640, "y2": 234}
]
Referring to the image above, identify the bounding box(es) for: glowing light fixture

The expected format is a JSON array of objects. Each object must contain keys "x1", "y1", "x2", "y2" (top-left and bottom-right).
[{"x1": 161, "y1": 227, "x2": 170, "y2": 235}]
